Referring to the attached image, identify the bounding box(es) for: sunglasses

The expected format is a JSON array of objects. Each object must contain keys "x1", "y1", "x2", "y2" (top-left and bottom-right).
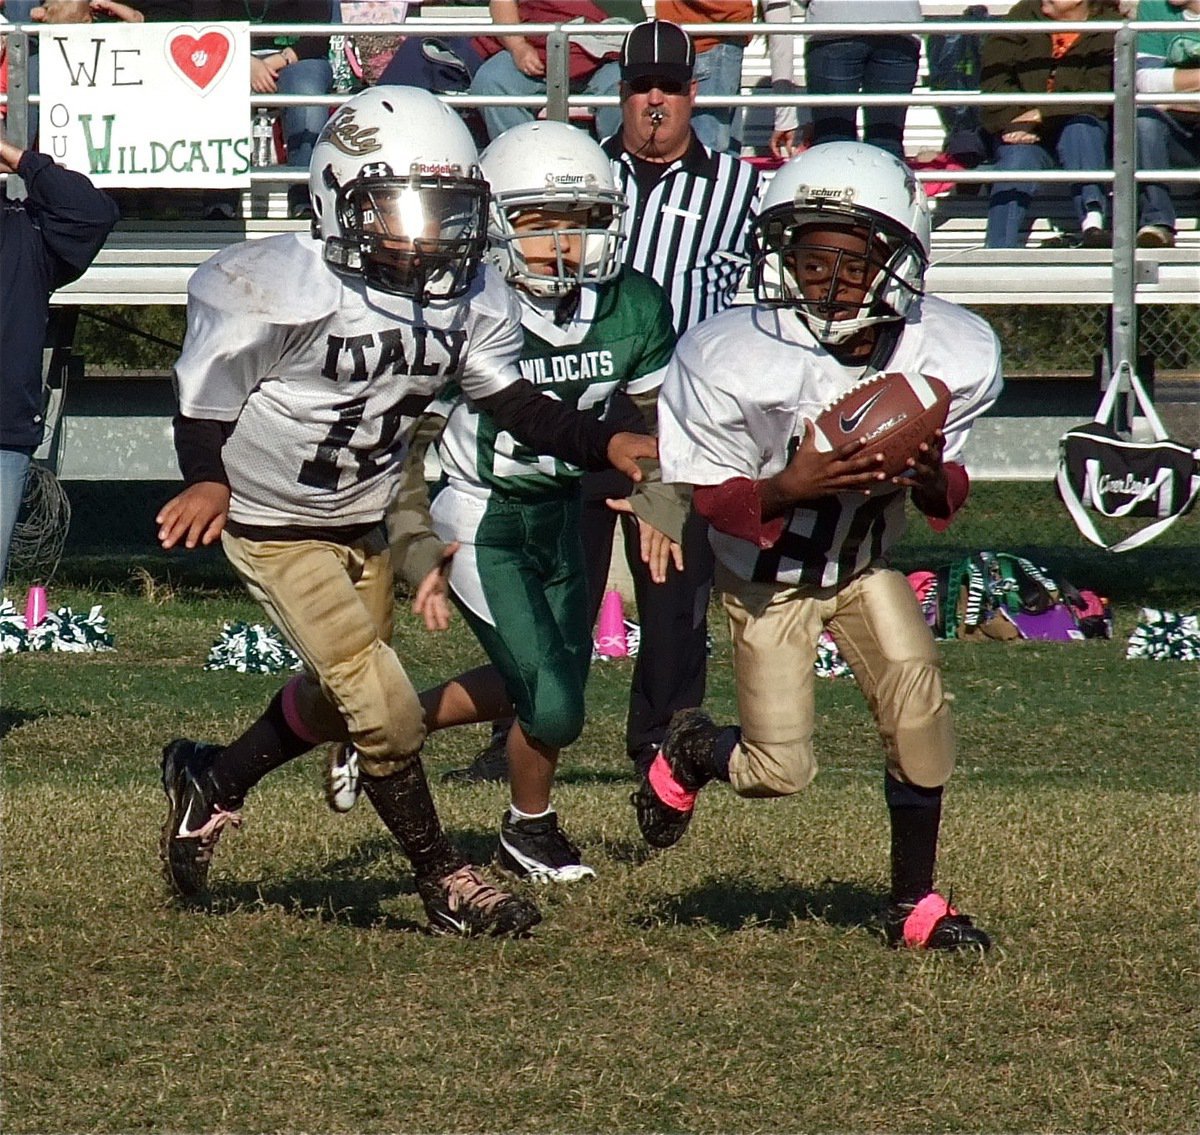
[{"x1": 626, "y1": 75, "x2": 688, "y2": 96}]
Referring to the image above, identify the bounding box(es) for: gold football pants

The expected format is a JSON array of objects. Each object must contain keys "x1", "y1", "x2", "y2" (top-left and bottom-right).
[
  {"x1": 717, "y1": 562, "x2": 955, "y2": 797},
  {"x1": 222, "y1": 527, "x2": 425, "y2": 777}
]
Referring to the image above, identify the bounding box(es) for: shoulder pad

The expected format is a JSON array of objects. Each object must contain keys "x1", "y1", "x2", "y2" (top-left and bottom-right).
[{"x1": 187, "y1": 233, "x2": 342, "y2": 324}]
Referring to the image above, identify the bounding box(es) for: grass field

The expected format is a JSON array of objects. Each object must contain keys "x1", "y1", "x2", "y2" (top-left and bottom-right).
[{"x1": 2, "y1": 484, "x2": 1197, "y2": 1134}]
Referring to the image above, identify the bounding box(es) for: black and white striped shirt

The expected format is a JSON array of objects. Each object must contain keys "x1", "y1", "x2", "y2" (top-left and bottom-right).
[{"x1": 602, "y1": 133, "x2": 761, "y2": 337}]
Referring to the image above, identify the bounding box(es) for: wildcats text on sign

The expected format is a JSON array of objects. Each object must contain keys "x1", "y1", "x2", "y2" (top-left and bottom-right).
[{"x1": 39, "y1": 22, "x2": 253, "y2": 188}]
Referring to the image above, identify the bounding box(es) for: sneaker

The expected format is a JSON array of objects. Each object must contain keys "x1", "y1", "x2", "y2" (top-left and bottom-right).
[
  {"x1": 324, "y1": 743, "x2": 361, "y2": 813},
  {"x1": 202, "y1": 200, "x2": 238, "y2": 222},
  {"x1": 159, "y1": 738, "x2": 242, "y2": 897},
  {"x1": 497, "y1": 811, "x2": 596, "y2": 883},
  {"x1": 631, "y1": 708, "x2": 721, "y2": 849},
  {"x1": 884, "y1": 892, "x2": 992, "y2": 952},
  {"x1": 416, "y1": 864, "x2": 542, "y2": 938},
  {"x1": 441, "y1": 732, "x2": 509, "y2": 783},
  {"x1": 1136, "y1": 224, "x2": 1175, "y2": 248}
]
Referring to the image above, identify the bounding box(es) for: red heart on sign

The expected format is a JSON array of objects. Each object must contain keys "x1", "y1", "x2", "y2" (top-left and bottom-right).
[{"x1": 167, "y1": 28, "x2": 233, "y2": 93}]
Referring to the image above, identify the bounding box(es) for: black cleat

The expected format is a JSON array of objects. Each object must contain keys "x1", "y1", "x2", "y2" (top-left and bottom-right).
[
  {"x1": 441, "y1": 732, "x2": 509, "y2": 783},
  {"x1": 497, "y1": 811, "x2": 595, "y2": 883},
  {"x1": 631, "y1": 708, "x2": 721, "y2": 849},
  {"x1": 159, "y1": 739, "x2": 242, "y2": 897},
  {"x1": 416, "y1": 864, "x2": 541, "y2": 938},
  {"x1": 884, "y1": 892, "x2": 992, "y2": 952}
]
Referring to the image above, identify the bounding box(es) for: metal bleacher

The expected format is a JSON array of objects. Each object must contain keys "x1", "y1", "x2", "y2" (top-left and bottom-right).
[{"x1": 2, "y1": 4, "x2": 1197, "y2": 481}]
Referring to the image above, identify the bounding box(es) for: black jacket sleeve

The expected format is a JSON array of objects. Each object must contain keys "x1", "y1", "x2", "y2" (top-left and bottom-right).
[
  {"x1": 17, "y1": 151, "x2": 119, "y2": 290},
  {"x1": 473, "y1": 378, "x2": 621, "y2": 471}
]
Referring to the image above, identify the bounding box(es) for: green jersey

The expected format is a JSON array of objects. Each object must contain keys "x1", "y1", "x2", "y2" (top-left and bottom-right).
[
  {"x1": 1136, "y1": 0, "x2": 1200, "y2": 62},
  {"x1": 435, "y1": 266, "x2": 676, "y2": 503}
]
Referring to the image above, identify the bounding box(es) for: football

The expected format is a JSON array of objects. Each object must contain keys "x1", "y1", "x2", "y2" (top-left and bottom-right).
[{"x1": 811, "y1": 371, "x2": 952, "y2": 479}]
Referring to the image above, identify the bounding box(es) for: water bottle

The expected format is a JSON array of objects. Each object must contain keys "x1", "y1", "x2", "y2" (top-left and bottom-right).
[{"x1": 252, "y1": 109, "x2": 275, "y2": 168}]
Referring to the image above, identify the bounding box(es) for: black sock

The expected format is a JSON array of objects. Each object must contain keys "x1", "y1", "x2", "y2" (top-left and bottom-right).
[
  {"x1": 361, "y1": 759, "x2": 463, "y2": 880},
  {"x1": 209, "y1": 689, "x2": 314, "y2": 806},
  {"x1": 707, "y1": 726, "x2": 739, "y2": 782},
  {"x1": 885, "y1": 775, "x2": 944, "y2": 906}
]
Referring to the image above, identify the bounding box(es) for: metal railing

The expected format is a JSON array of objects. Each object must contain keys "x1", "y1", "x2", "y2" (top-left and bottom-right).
[{"x1": 2, "y1": 15, "x2": 1198, "y2": 382}]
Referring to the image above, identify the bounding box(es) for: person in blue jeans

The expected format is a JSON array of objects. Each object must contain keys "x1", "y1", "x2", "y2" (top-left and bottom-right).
[
  {"x1": 468, "y1": 0, "x2": 627, "y2": 143},
  {"x1": 1134, "y1": 0, "x2": 1200, "y2": 248},
  {"x1": 979, "y1": 0, "x2": 1115, "y2": 249},
  {"x1": 655, "y1": 2, "x2": 755, "y2": 154},
  {"x1": 802, "y1": 0, "x2": 923, "y2": 161},
  {"x1": 192, "y1": 0, "x2": 335, "y2": 219}
]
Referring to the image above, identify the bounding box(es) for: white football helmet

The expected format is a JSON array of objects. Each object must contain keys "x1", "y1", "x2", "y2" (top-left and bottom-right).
[
  {"x1": 751, "y1": 142, "x2": 930, "y2": 345},
  {"x1": 309, "y1": 85, "x2": 489, "y2": 301},
  {"x1": 479, "y1": 121, "x2": 626, "y2": 298}
]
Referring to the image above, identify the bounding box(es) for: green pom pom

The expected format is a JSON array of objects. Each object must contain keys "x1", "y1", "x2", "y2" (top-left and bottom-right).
[{"x1": 205, "y1": 621, "x2": 303, "y2": 673}]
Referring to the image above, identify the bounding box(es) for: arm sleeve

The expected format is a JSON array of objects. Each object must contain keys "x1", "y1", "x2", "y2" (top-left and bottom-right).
[
  {"x1": 473, "y1": 379, "x2": 620, "y2": 471},
  {"x1": 17, "y1": 151, "x2": 119, "y2": 289},
  {"x1": 173, "y1": 415, "x2": 232, "y2": 486},
  {"x1": 693, "y1": 477, "x2": 788, "y2": 548},
  {"x1": 625, "y1": 479, "x2": 692, "y2": 545},
  {"x1": 916, "y1": 460, "x2": 970, "y2": 534},
  {"x1": 762, "y1": 0, "x2": 801, "y2": 133},
  {"x1": 385, "y1": 412, "x2": 451, "y2": 589}
]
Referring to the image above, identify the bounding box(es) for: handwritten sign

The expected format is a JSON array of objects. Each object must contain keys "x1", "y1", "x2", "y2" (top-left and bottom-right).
[{"x1": 39, "y1": 22, "x2": 252, "y2": 187}]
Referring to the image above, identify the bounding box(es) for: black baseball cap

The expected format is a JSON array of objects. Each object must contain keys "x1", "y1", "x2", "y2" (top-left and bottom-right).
[{"x1": 619, "y1": 19, "x2": 695, "y2": 85}]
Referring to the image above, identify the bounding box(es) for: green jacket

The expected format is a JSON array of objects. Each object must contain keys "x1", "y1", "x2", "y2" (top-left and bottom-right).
[{"x1": 979, "y1": 0, "x2": 1115, "y2": 136}]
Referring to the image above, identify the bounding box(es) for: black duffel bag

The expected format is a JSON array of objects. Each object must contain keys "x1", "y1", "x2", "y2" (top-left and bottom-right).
[{"x1": 1056, "y1": 362, "x2": 1199, "y2": 553}]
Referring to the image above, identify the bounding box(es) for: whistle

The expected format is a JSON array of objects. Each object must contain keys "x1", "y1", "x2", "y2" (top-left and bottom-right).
[{"x1": 649, "y1": 110, "x2": 665, "y2": 126}]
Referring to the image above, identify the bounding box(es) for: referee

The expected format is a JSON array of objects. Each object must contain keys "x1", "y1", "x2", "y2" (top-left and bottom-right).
[
  {"x1": 444, "y1": 18, "x2": 760, "y2": 783},
  {"x1": 588, "y1": 19, "x2": 761, "y2": 776}
]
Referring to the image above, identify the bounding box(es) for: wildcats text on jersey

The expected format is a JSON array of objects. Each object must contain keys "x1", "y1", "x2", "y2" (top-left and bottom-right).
[
  {"x1": 320, "y1": 326, "x2": 468, "y2": 383},
  {"x1": 518, "y1": 349, "x2": 616, "y2": 386}
]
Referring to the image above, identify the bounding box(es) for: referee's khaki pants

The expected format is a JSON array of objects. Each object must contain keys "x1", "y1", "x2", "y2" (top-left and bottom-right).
[
  {"x1": 717, "y1": 563, "x2": 955, "y2": 798},
  {"x1": 222, "y1": 527, "x2": 426, "y2": 777}
]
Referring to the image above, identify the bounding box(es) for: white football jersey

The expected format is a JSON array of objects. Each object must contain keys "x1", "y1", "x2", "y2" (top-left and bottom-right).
[
  {"x1": 174, "y1": 233, "x2": 524, "y2": 530},
  {"x1": 659, "y1": 297, "x2": 1003, "y2": 587}
]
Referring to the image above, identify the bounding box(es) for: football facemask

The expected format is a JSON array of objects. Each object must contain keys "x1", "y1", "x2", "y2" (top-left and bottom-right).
[
  {"x1": 323, "y1": 173, "x2": 489, "y2": 301},
  {"x1": 492, "y1": 196, "x2": 626, "y2": 298},
  {"x1": 753, "y1": 208, "x2": 927, "y2": 345}
]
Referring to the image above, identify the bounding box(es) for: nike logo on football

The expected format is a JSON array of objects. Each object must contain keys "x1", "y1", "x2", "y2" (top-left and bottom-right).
[{"x1": 839, "y1": 390, "x2": 887, "y2": 434}]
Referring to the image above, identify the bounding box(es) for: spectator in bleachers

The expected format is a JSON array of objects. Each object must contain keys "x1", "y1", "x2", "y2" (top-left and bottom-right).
[
  {"x1": 354, "y1": 4, "x2": 488, "y2": 148},
  {"x1": 655, "y1": 2, "x2": 755, "y2": 154},
  {"x1": 334, "y1": 0, "x2": 410, "y2": 88},
  {"x1": 2, "y1": 0, "x2": 157, "y2": 145},
  {"x1": 467, "y1": 0, "x2": 635, "y2": 143},
  {"x1": 762, "y1": 0, "x2": 810, "y2": 160},
  {"x1": 980, "y1": 0, "x2": 1117, "y2": 249},
  {"x1": 783, "y1": 0, "x2": 923, "y2": 161},
  {"x1": 192, "y1": 1, "x2": 335, "y2": 219},
  {"x1": 1134, "y1": 0, "x2": 1200, "y2": 248}
]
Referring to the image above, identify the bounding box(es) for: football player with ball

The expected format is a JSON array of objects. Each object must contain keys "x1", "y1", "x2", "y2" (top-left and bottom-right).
[{"x1": 639, "y1": 141, "x2": 1003, "y2": 951}]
